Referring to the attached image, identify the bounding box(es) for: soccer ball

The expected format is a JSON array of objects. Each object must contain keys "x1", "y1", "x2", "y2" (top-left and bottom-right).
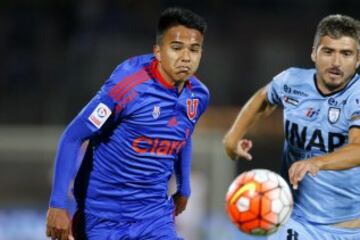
[{"x1": 225, "y1": 169, "x2": 293, "y2": 236}]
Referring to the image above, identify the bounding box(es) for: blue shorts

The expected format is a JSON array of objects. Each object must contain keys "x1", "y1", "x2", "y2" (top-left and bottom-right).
[
  {"x1": 268, "y1": 215, "x2": 360, "y2": 240},
  {"x1": 72, "y1": 210, "x2": 182, "y2": 240}
]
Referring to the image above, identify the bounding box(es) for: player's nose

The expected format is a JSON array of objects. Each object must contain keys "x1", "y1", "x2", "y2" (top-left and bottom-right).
[
  {"x1": 331, "y1": 53, "x2": 341, "y2": 67},
  {"x1": 181, "y1": 49, "x2": 191, "y2": 62}
]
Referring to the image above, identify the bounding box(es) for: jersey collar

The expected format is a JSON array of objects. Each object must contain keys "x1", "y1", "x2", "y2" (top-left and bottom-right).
[
  {"x1": 150, "y1": 59, "x2": 192, "y2": 90},
  {"x1": 314, "y1": 73, "x2": 360, "y2": 97}
]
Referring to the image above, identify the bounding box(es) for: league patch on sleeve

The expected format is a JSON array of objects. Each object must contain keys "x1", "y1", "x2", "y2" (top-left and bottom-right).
[{"x1": 88, "y1": 103, "x2": 112, "y2": 129}]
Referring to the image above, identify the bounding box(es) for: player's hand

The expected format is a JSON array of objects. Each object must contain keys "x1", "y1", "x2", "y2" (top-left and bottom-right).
[
  {"x1": 46, "y1": 207, "x2": 74, "y2": 240},
  {"x1": 224, "y1": 139, "x2": 253, "y2": 161},
  {"x1": 172, "y1": 192, "x2": 188, "y2": 216},
  {"x1": 288, "y1": 158, "x2": 321, "y2": 190}
]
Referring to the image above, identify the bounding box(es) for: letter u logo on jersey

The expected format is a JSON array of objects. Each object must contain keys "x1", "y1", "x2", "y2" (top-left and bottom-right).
[{"x1": 186, "y1": 99, "x2": 199, "y2": 120}]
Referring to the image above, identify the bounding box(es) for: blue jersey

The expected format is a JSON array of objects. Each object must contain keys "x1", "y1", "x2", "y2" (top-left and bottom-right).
[
  {"x1": 267, "y1": 67, "x2": 360, "y2": 224},
  {"x1": 49, "y1": 54, "x2": 209, "y2": 222}
]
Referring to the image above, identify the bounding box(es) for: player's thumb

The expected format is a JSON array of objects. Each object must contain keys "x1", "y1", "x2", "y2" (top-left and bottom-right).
[
  {"x1": 236, "y1": 145, "x2": 252, "y2": 161},
  {"x1": 242, "y1": 151, "x2": 253, "y2": 161}
]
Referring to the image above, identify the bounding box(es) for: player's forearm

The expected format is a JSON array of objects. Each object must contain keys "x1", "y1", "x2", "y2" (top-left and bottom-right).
[
  {"x1": 175, "y1": 138, "x2": 192, "y2": 197},
  {"x1": 313, "y1": 143, "x2": 360, "y2": 170},
  {"x1": 49, "y1": 132, "x2": 83, "y2": 208},
  {"x1": 49, "y1": 119, "x2": 93, "y2": 208},
  {"x1": 223, "y1": 87, "x2": 275, "y2": 148}
]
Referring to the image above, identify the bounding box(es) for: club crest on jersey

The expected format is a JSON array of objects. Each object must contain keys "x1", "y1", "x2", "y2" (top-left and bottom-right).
[
  {"x1": 328, "y1": 107, "x2": 341, "y2": 124},
  {"x1": 152, "y1": 106, "x2": 161, "y2": 119},
  {"x1": 186, "y1": 99, "x2": 199, "y2": 120}
]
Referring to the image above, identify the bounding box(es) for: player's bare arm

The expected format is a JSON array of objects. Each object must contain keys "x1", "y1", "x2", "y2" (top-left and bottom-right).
[
  {"x1": 223, "y1": 86, "x2": 277, "y2": 161},
  {"x1": 46, "y1": 207, "x2": 74, "y2": 240},
  {"x1": 289, "y1": 127, "x2": 360, "y2": 189}
]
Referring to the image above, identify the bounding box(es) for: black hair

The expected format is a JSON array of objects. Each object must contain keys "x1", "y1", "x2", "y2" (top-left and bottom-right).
[
  {"x1": 313, "y1": 14, "x2": 360, "y2": 49},
  {"x1": 156, "y1": 7, "x2": 207, "y2": 44}
]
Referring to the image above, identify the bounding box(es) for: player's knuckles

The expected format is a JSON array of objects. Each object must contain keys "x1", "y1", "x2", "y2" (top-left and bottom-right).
[
  {"x1": 55, "y1": 224, "x2": 69, "y2": 232},
  {"x1": 298, "y1": 171, "x2": 306, "y2": 180},
  {"x1": 293, "y1": 169, "x2": 301, "y2": 181},
  {"x1": 296, "y1": 168, "x2": 304, "y2": 178}
]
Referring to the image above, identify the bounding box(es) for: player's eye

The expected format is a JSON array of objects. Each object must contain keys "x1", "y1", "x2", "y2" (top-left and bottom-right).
[
  {"x1": 322, "y1": 48, "x2": 332, "y2": 54},
  {"x1": 190, "y1": 46, "x2": 201, "y2": 53},
  {"x1": 342, "y1": 51, "x2": 353, "y2": 57},
  {"x1": 171, "y1": 44, "x2": 182, "y2": 50}
]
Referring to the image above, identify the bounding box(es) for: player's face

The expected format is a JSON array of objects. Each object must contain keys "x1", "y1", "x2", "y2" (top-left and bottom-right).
[
  {"x1": 312, "y1": 35, "x2": 360, "y2": 93},
  {"x1": 154, "y1": 25, "x2": 203, "y2": 86}
]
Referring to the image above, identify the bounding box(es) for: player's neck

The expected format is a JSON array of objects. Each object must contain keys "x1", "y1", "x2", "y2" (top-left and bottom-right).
[
  {"x1": 175, "y1": 81, "x2": 185, "y2": 93},
  {"x1": 156, "y1": 64, "x2": 185, "y2": 93},
  {"x1": 315, "y1": 75, "x2": 350, "y2": 95}
]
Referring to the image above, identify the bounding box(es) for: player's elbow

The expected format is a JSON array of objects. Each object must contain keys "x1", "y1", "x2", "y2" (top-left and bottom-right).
[
  {"x1": 223, "y1": 133, "x2": 231, "y2": 149},
  {"x1": 223, "y1": 134, "x2": 236, "y2": 158}
]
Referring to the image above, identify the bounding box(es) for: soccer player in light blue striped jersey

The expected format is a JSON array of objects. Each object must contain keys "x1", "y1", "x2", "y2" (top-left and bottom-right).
[
  {"x1": 46, "y1": 7, "x2": 209, "y2": 240},
  {"x1": 224, "y1": 15, "x2": 360, "y2": 239}
]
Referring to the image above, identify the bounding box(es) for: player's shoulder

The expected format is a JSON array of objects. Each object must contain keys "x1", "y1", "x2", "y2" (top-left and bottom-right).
[
  {"x1": 188, "y1": 76, "x2": 210, "y2": 113},
  {"x1": 349, "y1": 74, "x2": 360, "y2": 89},
  {"x1": 345, "y1": 74, "x2": 360, "y2": 97},
  {"x1": 188, "y1": 75, "x2": 210, "y2": 106},
  {"x1": 103, "y1": 54, "x2": 154, "y2": 101},
  {"x1": 274, "y1": 67, "x2": 315, "y2": 83},
  {"x1": 108, "y1": 54, "x2": 154, "y2": 84},
  {"x1": 189, "y1": 75, "x2": 209, "y2": 97},
  {"x1": 119, "y1": 54, "x2": 154, "y2": 70}
]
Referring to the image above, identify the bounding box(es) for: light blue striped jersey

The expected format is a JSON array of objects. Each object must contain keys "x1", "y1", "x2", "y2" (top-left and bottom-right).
[{"x1": 267, "y1": 67, "x2": 360, "y2": 224}]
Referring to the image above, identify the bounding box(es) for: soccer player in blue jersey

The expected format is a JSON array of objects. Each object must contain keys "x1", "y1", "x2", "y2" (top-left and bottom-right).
[
  {"x1": 46, "y1": 7, "x2": 209, "y2": 240},
  {"x1": 224, "y1": 15, "x2": 360, "y2": 239}
]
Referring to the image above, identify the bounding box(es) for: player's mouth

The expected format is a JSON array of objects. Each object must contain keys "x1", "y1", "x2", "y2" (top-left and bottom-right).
[
  {"x1": 176, "y1": 66, "x2": 191, "y2": 75},
  {"x1": 327, "y1": 68, "x2": 343, "y2": 79},
  {"x1": 177, "y1": 66, "x2": 191, "y2": 72}
]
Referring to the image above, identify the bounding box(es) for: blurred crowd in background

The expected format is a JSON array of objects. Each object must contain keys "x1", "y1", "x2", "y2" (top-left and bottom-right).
[
  {"x1": 0, "y1": 0, "x2": 359, "y2": 239},
  {"x1": 3, "y1": 0, "x2": 359, "y2": 125}
]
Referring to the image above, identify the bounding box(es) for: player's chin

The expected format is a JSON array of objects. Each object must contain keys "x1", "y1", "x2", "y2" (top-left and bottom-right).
[
  {"x1": 325, "y1": 79, "x2": 345, "y2": 90},
  {"x1": 324, "y1": 76, "x2": 346, "y2": 88},
  {"x1": 176, "y1": 71, "x2": 192, "y2": 80}
]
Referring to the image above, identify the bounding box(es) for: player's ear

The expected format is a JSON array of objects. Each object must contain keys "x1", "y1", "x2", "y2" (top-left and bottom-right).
[
  {"x1": 311, "y1": 47, "x2": 316, "y2": 63},
  {"x1": 356, "y1": 50, "x2": 360, "y2": 69},
  {"x1": 153, "y1": 44, "x2": 161, "y2": 62}
]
